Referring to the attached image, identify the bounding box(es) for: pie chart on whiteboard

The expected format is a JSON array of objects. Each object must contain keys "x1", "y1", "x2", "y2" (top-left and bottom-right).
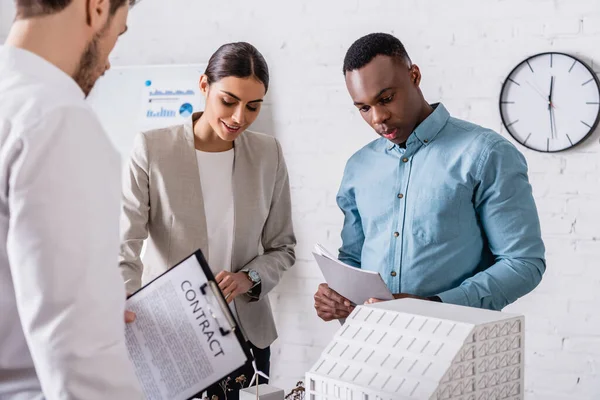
[{"x1": 179, "y1": 102, "x2": 193, "y2": 118}]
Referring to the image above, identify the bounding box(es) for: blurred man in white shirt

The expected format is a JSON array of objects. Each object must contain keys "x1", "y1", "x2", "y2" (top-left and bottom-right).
[{"x1": 0, "y1": 0, "x2": 143, "y2": 399}]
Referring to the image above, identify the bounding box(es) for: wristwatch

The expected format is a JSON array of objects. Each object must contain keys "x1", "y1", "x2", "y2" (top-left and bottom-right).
[
  {"x1": 243, "y1": 269, "x2": 262, "y2": 300},
  {"x1": 246, "y1": 269, "x2": 261, "y2": 288}
]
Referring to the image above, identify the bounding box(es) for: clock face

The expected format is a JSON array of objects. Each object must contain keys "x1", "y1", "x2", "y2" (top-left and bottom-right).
[{"x1": 499, "y1": 52, "x2": 600, "y2": 152}]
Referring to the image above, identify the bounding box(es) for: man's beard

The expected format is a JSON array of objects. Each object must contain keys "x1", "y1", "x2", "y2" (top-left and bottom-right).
[{"x1": 72, "y1": 25, "x2": 108, "y2": 97}]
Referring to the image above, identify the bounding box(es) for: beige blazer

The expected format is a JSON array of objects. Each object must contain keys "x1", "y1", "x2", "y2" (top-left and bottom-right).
[{"x1": 119, "y1": 113, "x2": 296, "y2": 349}]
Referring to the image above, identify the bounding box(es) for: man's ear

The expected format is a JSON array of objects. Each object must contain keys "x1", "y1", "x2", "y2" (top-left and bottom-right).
[
  {"x1": 410, "y1": 64, "x2": 422, "y2": 86},
  {"x1": 86, "y1": 0, "x2": 111, "y2": 31}
]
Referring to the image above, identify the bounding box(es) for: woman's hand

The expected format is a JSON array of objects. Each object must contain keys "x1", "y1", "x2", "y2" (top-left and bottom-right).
[{"x1": 216, "y1": 271, "x2": 253, "y2": 303}]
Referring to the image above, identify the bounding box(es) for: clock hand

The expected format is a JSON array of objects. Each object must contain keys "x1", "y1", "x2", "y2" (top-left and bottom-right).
[
  {"x1": 549, "y1": 76, "x2": 556, "y2": 139},
  {"x1": 549, "y1": 76, "x2": 554, "y2": 106},
  {"x1": 549, "y1": 110, "x2": 554, "y2": 139},
  {"x1": 548, "y1": 100, "x2": 555, "y2": 139},
  {"x1": 550, "y1": 76, "x2": 558, "y2": 110},
  {"x1": 551, "y1": 105, "x2": 557, "y2": 140}
]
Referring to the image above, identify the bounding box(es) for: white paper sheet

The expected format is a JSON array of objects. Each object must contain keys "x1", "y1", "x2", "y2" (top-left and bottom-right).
[
  {"x1": 125, "y1": 254, "x2": 248, "y2": 400},
  {"x1": 313, "y1": 244, "x2": 394, "y2": 306}
]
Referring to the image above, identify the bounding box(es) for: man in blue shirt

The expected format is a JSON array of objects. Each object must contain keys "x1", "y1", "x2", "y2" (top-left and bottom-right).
[{"x1": 314, "y1": 33, "x2": 545, "y2": 321}]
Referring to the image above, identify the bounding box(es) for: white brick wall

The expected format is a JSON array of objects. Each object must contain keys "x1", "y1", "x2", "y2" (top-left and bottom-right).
[{"x1": 2, "y1": 0, "x2": 600, "y2": 398}]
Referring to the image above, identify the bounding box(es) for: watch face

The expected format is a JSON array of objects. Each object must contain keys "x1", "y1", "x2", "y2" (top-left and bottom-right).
[
  {"x1": 499, "y1": 52, "x2": 600, "y2": 152},
  {"x1": 248, "y1": 270, "x2": 260, "y2": 283}
]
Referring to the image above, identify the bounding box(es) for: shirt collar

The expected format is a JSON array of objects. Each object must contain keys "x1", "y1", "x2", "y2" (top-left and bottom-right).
[
  {"x1": 386, "y1": 103, "x2": 450, "y2": 150},
  {"x1": 0, "y1": 45, "x2": 84, "y2": 101}
]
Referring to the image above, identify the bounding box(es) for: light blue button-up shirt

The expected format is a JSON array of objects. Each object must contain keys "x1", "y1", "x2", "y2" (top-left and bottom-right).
[{"x1": 337, "y1": 103, "x2": 545, "y2": 310}]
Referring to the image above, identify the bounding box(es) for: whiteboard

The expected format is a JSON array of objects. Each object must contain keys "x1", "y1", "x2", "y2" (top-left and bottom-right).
[{"x1": 87, "y1": 64, "x2": 207, "y2": 157}]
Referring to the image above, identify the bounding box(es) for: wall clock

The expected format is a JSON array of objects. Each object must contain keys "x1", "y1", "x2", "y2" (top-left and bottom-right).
[{"x1": 499, "y1": 52, "x2": 600, "y2": 152}]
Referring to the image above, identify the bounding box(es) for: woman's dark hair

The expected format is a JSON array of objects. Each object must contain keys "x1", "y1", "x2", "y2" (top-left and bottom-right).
[{"x1": 204, "y1": 42, "x2": 270, "y2": 93}]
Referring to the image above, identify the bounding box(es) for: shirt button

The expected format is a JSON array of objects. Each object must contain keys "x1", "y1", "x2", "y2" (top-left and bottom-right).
[
  {"x1": 393, "y1": 232, "x2": 399, "y2": 237},
  {"x1": 391, "y1": 271, "x2": 397, "y2": 277},
  {"x1": 402, "y1": 157, "x2": 409, "y2": 163},
  {"x1": 424, "y1": 139, "x2": 429, "y2": 143},
  {"x1": 397, "y1": 193, "x2": 404, "y2": 199}
]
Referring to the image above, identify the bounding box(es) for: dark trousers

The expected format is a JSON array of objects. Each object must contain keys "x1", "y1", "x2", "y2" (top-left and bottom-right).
[{"x1": 203, "y1": 343, "x2": 270, "y2": 400}]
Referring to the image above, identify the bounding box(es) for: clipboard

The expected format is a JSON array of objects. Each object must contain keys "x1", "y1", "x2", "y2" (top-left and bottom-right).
[{"x1": 126, "y1": 249, "x2": 253, "y2": 400}]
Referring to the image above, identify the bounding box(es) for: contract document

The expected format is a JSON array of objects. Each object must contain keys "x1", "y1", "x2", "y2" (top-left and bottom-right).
[{"x1": 125, "y1": 250, "x2": 251, "y2": 400}]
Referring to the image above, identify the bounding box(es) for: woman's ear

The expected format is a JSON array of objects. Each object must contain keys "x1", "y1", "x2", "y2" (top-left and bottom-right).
[{"x1": 199, "y1": 74, "x2": 209, "y2": 97}]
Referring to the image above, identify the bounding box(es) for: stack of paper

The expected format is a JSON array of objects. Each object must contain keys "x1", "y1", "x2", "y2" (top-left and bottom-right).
[
  {"x1": 312, "y1": 244, "x2": 394, "y2": 306},
  {"x1": 313, "y1": 243, "x2": 340, "y2": 261}
]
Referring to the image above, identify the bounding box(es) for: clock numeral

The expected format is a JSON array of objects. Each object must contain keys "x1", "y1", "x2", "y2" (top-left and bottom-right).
[
  {"x1": 566, "y1": 134, "x2": 574, "y2": 146},
  {"x1": 569, "y1": 60, "x2": 577, "y2": 73},
  {"x1": 523, "y1": 133, "x2": 532, "y2": 145},
  {"x1": 550, "y1": 54, "x2": 553, "y2": 68},
  {"x1": 507, "y1": 78, "x2": 520, "y2": 86},
  {"x1": 586, "y1": 102, "x2": 599, "y2": 105},
  {"x1": 547, "y1": 138, "x2": 550, "y2": 152},
  {"x1": 501, "y1": 101, "x2": 515, "y2": 104},
  {"x1": 506, "y1": 120, "x2": 519, "y2": 127},
  {"x1": 582, "y1": 78, "x2": 594, "y2": 86},
  {"x1": 581, "y1": 120, "x2": 593, "y2": 129}
]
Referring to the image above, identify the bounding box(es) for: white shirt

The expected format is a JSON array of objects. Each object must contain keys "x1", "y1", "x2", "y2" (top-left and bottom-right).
[
  {"x1": 0, "y1": 46, "x2": 142, "y2": 399},
  {"x1": 195, "y1": 149, "x2": 235, "y2": 275},
  {"x1": 195, "y1": 149, "x2": 240, "y2": 323}
]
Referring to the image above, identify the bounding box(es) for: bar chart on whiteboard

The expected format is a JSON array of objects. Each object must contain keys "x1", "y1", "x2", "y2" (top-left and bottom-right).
[
  {"x1": 87, "y1": 64, "x2": 207, "y2": 157},
  {"x1": 140, "y1": 80, "x2": 198, "y2": 129}
]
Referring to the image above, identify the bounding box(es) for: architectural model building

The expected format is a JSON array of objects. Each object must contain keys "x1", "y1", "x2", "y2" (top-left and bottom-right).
[{"x1": 305, "y1": 299, "x2": 524, "y2": 400}]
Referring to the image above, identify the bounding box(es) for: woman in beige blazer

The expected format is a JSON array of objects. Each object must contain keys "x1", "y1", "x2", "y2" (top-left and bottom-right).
[{"x1": 119, "y1": 42, "x2": 296, "y2": 400}]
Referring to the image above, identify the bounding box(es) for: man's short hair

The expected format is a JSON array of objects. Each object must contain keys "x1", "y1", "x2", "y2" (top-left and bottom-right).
[
  {"x1": 343, "y1": 32, "x2": 412, "y2": 75},
  {"x1": 15, "y1": 0, "x2": 138, "y2": 19}
]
